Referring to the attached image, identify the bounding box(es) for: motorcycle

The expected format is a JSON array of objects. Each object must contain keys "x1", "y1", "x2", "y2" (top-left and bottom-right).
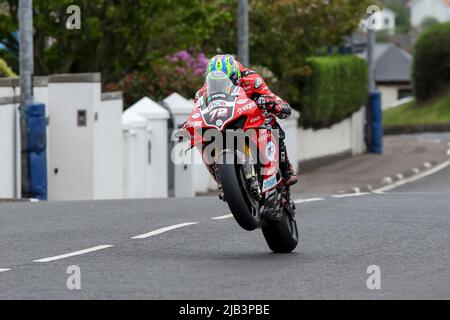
[{"x1": 180, "y1": 70, "x2": 299, "y2": 253}]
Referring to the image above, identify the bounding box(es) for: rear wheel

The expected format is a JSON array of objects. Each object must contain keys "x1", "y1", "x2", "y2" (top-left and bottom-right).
[
  {"x1": 217, "y1": 156, "x2": 260, "y2": 231},
  {"x1": 262, "y1": 208, "x2": 299, "y2": 253}
]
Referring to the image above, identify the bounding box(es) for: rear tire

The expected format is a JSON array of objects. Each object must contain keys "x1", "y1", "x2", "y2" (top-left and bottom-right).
[
  {"x1": 262, "y1": 210, "x2": 299, "y2": 253},
  {"x1": 217, "y1": 161, "x2": 260, "y2": 231}
]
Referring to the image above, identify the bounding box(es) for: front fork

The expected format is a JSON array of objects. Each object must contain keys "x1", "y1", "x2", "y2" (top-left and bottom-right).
[{"x1": 213, "y1": 148, "x2": 261, "y2": 201}]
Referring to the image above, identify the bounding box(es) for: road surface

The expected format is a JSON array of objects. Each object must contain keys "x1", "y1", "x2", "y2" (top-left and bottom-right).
[{"x1": 0, "y1": 164, "x2": 449, "y2": 299}]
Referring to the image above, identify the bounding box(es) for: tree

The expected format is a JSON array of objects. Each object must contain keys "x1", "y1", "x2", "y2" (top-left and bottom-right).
[
  {"x1": 248, "y1": 0, "x2": 371, "y2": 105},
  {"x1": 0, "y1": 0, "x2": 230, "y2": 83},
  {"x1": 421, "y1": 17, "x2": 439, "y2": 30}
]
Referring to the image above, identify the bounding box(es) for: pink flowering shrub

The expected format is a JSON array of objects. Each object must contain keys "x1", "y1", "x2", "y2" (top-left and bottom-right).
[{"x1": 107, "y1": 50, "x2": 209, "y2": 108}]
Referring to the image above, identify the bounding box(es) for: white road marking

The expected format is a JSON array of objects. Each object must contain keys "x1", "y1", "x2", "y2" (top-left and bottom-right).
[
  {"x1": 211, "y1": 214, "x2": 233, "y2": 220},
  {"x1": 373, "y1": 159, "x2": 450, "y2": 194},
  {"x1": 0, "y1": 268, "x2": 11, "y2": 273},
  {"x1": 294, "y1": 198, "x2": 325, "y2": 204},
  {"x1": 34, "y1": 245, "x2": 114, "y2": 263},
  {"x1": 132, "y1": 222, "x2": 198, "y2": 239},
  {"x1": 332, "y1": 193, "x2": 370, "y2": 198}
]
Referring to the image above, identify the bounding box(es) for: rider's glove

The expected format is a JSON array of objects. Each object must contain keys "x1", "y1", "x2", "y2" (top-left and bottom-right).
[{"x1": 256, "y1": 95, "x2": 277, "y2": 112}]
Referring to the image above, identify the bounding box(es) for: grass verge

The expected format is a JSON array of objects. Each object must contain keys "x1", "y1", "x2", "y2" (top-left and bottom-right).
[{"x1": 384, "y1": 92, "x2": 450, "y2": 127}]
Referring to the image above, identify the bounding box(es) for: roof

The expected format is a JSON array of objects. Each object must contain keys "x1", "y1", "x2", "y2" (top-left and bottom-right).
[
  {"x1": 127, "y1": 97, "x2": 170, "y2": 120},
  {"x1": 163, "y1": 92, "x2": 194, "y2": 114},
  {"x1": 358, "y1": 43, "x2": 412, "y2": 83}
]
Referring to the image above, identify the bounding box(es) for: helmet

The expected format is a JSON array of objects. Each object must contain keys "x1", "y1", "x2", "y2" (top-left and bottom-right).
[{"x1": 206, "y1": 54, "x2": 241, "y2": 85}]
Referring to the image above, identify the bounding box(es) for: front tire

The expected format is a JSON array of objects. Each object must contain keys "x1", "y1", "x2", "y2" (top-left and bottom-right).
[
  {"x1": 217, "y1": 161, "x2": 260, "y2": 231},
  {"x1": 262, "y1": 210, "x2": 299, "y2": 253}
]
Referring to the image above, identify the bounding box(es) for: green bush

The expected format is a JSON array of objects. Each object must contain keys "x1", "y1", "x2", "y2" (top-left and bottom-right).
[
  {"x1": 413, "y1": 22, "x2": 450, "y2": 102},
  {"x1": 298, "y1": 55, "x2": 368, "y2": 129}
]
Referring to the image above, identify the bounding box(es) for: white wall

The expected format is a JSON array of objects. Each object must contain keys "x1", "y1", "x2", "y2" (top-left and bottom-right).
[
  {"x1": 48, "y1": 81, "x2": 98, "y2": 200},
  {"x1": 47, "y1": 74, "x2": 123, "y2": 201},
  {"x1": 122, "y1": 117, "x2": 150, "y2": 199},
  {"x1": 0, "y1": 78, "x2": 49, "y2": 199},
  {"x1": 94, "y1": 96, "x2": 124, "y2": 199},
  {"x1": 122, "y1": 97, "x2": 169, "y2": 199},
  {"x1": 297, "y1": 107, "x2": 366, "y2": 162},
  {"x1": 379, "y1": 85, "x2": 399, "y2": 111},
  {"x1": 279, "y1": 110, "x2": 300, "y2": 169},
  {"x1": 0, "y1": 75, "x2": 123, "y2": 201},
  {"x1": 0, "y1": 100, "x2": 17, "y2": 198},
  {"x1": 378, "y1": 85, "x2": 413, "y2": 110}
]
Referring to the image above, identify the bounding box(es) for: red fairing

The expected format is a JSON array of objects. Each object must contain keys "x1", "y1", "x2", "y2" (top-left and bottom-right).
[
  {"x1": 194, "y1": 66, "x2": 292, "y2": 120},
  {"x1": 184, "y1": 86, "x2": 280, "y2": 184}
]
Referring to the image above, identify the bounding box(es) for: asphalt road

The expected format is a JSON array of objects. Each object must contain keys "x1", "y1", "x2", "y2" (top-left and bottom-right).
[{"x1": 0, "y1": 166, "x2": 449, "y2": 299}]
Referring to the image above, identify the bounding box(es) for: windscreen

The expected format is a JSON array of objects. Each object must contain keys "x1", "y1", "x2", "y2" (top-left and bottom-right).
[{"x1": 206, "y1": 70, "x2": 234, "y2": 97}]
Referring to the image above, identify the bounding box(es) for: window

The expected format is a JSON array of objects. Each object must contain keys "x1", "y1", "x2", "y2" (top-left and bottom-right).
[{"x1": 398, "y1": 89, "x2": 413, "y2": 100}]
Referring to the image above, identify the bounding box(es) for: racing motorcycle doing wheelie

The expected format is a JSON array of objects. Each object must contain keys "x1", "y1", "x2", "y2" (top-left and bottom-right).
[{"x1": 180, "y1": 70, "x2": 299, "y2": 253}]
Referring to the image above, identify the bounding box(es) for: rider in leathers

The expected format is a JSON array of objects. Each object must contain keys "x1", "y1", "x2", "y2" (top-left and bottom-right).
[{"x1": 195, "y1": 54, "x2": 298, "y2": 186}]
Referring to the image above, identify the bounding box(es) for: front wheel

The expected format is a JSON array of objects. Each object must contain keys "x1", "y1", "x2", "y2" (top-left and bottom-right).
[
  {"x1": 217, "y1": 161, "x2": 260, "y2": 231},
  {"x1": 262, "y1": 209, "x2": 299, "y2": 253}
]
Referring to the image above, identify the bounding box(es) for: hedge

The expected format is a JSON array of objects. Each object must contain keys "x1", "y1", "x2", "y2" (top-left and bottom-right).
[
  {"x1": 298, "y1": 55, "x2": 368, "y2": 129},
  {"x1": 413, "y1": 22, "x2": 450, "y2": 102}
]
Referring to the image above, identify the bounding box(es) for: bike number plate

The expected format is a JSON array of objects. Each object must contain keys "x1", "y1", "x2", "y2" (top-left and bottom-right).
[{"x1": 201, "y1": 99, "x2": 234, "y2": 129}]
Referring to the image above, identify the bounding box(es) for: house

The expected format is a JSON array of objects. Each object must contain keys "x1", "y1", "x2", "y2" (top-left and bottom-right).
[
  {"x1": 410, "y1": 0, "x2": 450, "y2": 28},
  {"x1": 361, "y1": 8, "x2": 397, "y2": 35},
  {"x1": 359, "y1": 43, "x2": 413, "y2": 110}
]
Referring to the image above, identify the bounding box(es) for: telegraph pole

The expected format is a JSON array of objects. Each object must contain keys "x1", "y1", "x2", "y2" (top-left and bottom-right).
[
  {"x1": 19, "y1": 0, "x2": 34, "y2": 198},
  {"x1": 367, "y1": 27, "x2": 376, "y2": 92},
  {"x1": 238, "y1": 0, "x2": 249, "y2": 66}
]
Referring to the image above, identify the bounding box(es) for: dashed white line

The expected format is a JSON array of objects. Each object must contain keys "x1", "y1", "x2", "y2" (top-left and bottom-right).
[
  {"x1": 131, "y1": 222, "x2": 198, "y2": 239},
  {"x1": 294, "y1": 198, "x2": 325, "y2": 204},
  {"x1": 0, "y1": 268, "x2": 11, "y2": 273},
  {"x1": 211, "y1": 214, "x2": 233, "y2": 220},
  {"x1": 373, "y1": 159, "x2": 450, "y2": 194},
  {"x1": 34, "y1": 245, "x2": 114, "y2": 263},
  {"x1": 332, "y1": 193, "x2": 370, "y2": 198}
]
